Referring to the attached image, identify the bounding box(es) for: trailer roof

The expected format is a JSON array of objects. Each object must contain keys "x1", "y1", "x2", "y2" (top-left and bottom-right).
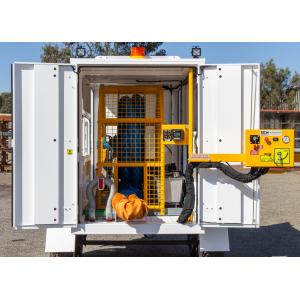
[{"x1": 70, "y1": 56, "x2": 206, "y2": 67}]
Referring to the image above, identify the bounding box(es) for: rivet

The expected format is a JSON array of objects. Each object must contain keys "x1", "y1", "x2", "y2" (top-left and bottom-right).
[{"x1": 219, "y1": 75, "x2": 222, "y2": 78}]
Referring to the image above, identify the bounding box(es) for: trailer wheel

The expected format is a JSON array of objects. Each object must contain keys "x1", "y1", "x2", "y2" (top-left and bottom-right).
[
  {"x1": 201, "y1": 251, "x2": 225, "y2": 257},
  {"x1": 187, "y1": 234, "x2": 200, "y2": 257},
  {"x1": 74, "y1": 235, "x2": 86, "y2": 257},
  {"x1": 49, "y1": 252, "x2": 73, "y2": 257}
]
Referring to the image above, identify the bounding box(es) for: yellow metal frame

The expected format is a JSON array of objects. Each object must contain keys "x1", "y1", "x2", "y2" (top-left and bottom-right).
[
  {"x1": 188, "y1": 69, "x2": 194, "y2": 158},
  {"x1": 190, "y1": 153, "x2": 245, "y2": 163},
  {"x1": 97, "y1": 86, "x2": 165, "y2": 214}
]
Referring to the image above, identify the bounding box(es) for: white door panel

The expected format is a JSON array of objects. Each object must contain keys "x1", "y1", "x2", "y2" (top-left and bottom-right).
[
  {"x1": 34, "y1": 65, "x2": 60, "y2": 224},
  {"x1": 198, "y1": 64, "x2": 260, "y2": 226},
  {"x1": 13, "y1": 63, "x2": 78, "y2": 228}
]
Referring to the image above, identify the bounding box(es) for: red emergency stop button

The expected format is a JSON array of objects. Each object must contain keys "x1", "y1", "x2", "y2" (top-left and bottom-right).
[{"x1": 264, "y1": 137, "x2": 271, "y2": 145}]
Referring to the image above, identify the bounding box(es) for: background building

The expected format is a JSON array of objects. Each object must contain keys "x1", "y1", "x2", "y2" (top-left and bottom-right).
[
  {"x1": 261, "y1": 90, "x2": 300, "y2": 149},
  {"x1": 0, "y1": 113, "x2": 12, "y2": 172},
  {"x1": 261, "y1": 90, "x2": 300, "y2": 164}
]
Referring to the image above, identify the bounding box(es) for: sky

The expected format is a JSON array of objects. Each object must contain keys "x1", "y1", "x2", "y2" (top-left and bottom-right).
[{"x1": 1, "y1": 42, "x2": 300, "y2": 93}]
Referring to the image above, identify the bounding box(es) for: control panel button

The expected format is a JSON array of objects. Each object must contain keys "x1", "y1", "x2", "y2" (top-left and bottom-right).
[
  {"x1": 282, "y1": 136, "x2": 290, "y2": 144},
  {"x1": 264, "y1": 137, "x2": 271, "y2": 145},
  {"x1": 250, "y1": 135, "x2": 260, "y2": 144}
]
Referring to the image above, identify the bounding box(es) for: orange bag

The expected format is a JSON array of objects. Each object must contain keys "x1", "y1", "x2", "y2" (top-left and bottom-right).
[{"x1": 112, "y1": 193, "x2": 148, "y2": 221}]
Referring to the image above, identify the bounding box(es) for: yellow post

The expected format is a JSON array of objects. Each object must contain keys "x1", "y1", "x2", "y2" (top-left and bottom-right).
[
  {"x1": 188, "y1": 69, "x2": 194, "y2": 159},
  {"x1": 159, "y1": 88, "x2": 165, "y2": 215}
]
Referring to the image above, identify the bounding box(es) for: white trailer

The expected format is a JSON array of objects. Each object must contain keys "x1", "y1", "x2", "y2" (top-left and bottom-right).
[{"x1": 12, "y1": 54, "x2": 266, "y2": 256}]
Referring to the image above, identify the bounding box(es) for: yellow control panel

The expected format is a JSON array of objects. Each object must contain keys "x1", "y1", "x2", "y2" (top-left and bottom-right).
[
  {"x1": 162, "y1": 124, "x2": 189, "y2": 145},
  {"x1": 245, "y1": 129, "x2": 294, "y2": 167}
]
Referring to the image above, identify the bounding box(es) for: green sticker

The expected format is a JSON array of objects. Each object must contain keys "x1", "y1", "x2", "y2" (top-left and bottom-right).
[
  {"x1": 67, "y1": 149, "x2": 73, "y2": 155},
  {"x1": 260, "y1": 155, "x2": 273, "y2": 162},
  {"x1": 274, "y1": 148, "x2": 290, "y2": 164}
]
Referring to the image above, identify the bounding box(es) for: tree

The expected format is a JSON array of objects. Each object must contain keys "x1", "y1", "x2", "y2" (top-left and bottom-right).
[
  {"x1": 260, "y1": 59, "x2": 300, "y2": 109},
  {"x1": 41, "y1": 42, "x2": 166, "y2": 63},
  {"x1": 41, "y1": 44, "x2": 71, "y2": 63},
  {"x1": 0, "y1": 93, "x2": 12, "y2": 114}
]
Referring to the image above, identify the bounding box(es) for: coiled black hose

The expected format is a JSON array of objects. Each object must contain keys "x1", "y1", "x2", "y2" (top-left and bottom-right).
[{"x1": 177, "y1": 162, "x2": 269, "y2": 224}]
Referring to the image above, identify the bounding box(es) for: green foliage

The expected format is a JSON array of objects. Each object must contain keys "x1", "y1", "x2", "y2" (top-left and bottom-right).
[
  {"x1": 261, "y1": 59, "x2": 300, "y2": 109},
  {"x1": 41, "y1": 42, "x2": 166, "y2": 63},
  {"x1": 0, "y1": 93, "x2": 12, "y2": 114},
  {"x1": 41, "y1": 43, "x2": 71, "y2": 63}
]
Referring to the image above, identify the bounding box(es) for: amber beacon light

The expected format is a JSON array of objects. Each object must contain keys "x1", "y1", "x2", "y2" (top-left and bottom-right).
[{"x1": 130, "y1": 47, "x2": 145, "y2": 58}]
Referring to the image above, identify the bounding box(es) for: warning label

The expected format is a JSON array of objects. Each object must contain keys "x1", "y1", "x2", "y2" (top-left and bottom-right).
[
  {"x1": 67, "y1": 149, "x2": 73, "y2": 155},
  {"x1": 260, "y1": 155, "x2": 273, "y2": 162},
  {"x1": 260, "y1": 130, "x2": 282, "y2": 136},
  {"x1": 274, "y1": 148, "x2": 290, "y2": 164},
  {"x1": 190, "y1": 154, "x2": 210, "y2": 160}
]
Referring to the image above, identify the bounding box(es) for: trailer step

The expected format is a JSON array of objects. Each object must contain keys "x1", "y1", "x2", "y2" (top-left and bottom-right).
[
  {"x1": 84, "y1": 239, "x2": 190, "y2": 246},
  {"x1": 71, "y1": 216, "x2": 204, "y2": 235}
]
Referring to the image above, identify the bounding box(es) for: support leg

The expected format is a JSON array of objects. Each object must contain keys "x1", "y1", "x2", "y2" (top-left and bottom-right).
[
  {"x1": 199, "y1": 227, "x2": 230, "y2": 255},
  {"x1": 45, "y1": 228, "x2": 75, "y2": 254}
]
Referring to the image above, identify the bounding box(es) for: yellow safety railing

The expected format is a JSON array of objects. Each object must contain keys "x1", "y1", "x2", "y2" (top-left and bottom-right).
[{"x1": 97, "y1": 86, "x2": 165, "y2": 215}]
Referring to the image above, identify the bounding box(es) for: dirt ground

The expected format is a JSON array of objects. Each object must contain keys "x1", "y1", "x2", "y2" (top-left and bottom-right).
[{"x1": 1, "y1": 172, "x2": 300, "y2": 256}]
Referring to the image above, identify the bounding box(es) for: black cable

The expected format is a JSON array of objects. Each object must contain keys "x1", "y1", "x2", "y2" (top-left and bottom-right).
[
  {"x1": 191, "y1": 162, "x2": 269, "y2": 183},
  {"x1": 177, "y1": 162, "x2": 269, "y2": 224},
  {"x1": 165, "y1": 145, "x2": 172, "y2": 155},
  {"x1": 177, "y1": 163, "x2": 194, "y2": 224}
]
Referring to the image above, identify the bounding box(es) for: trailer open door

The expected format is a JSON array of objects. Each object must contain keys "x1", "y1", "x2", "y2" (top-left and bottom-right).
[
  {"x1": 197, "y1": 64, "x2": 260, "y2": 227},
  {"x1": 12, "y1": 63, "x2": 78, "y2": 228}
]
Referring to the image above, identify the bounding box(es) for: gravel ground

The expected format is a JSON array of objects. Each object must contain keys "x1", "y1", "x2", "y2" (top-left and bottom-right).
[{"x1": 1, "y1": 172, "x2": 300, "y2": 256}]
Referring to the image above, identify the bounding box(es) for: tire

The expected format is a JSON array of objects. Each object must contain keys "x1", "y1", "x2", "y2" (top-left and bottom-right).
[
  {"x1": 201, "y1": 251, "x2": 225, "y2": 257},
  {"x1": 74, "y1": 235, "x2": 86, "y2": 257},
  {"x1": 49, "y1": 252, "x2": 73, "y2": 257},
  {"x1": 187, "y1": 234, "x2": 200, "y2": 257}
]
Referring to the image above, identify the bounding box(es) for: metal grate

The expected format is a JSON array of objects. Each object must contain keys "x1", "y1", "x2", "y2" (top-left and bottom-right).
[
  {"x1": 145, "y1": 166, "x2": 164, "y2": 209},
  {"x1": 99, "y1": 123, "x2": 161, "y2": 163},
  {"x1": 104, "y1": 92, "x2": 160, "y2": 119},
  {"x1": 98, "y1": 86, "x2": 165, "y2": 214}
]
